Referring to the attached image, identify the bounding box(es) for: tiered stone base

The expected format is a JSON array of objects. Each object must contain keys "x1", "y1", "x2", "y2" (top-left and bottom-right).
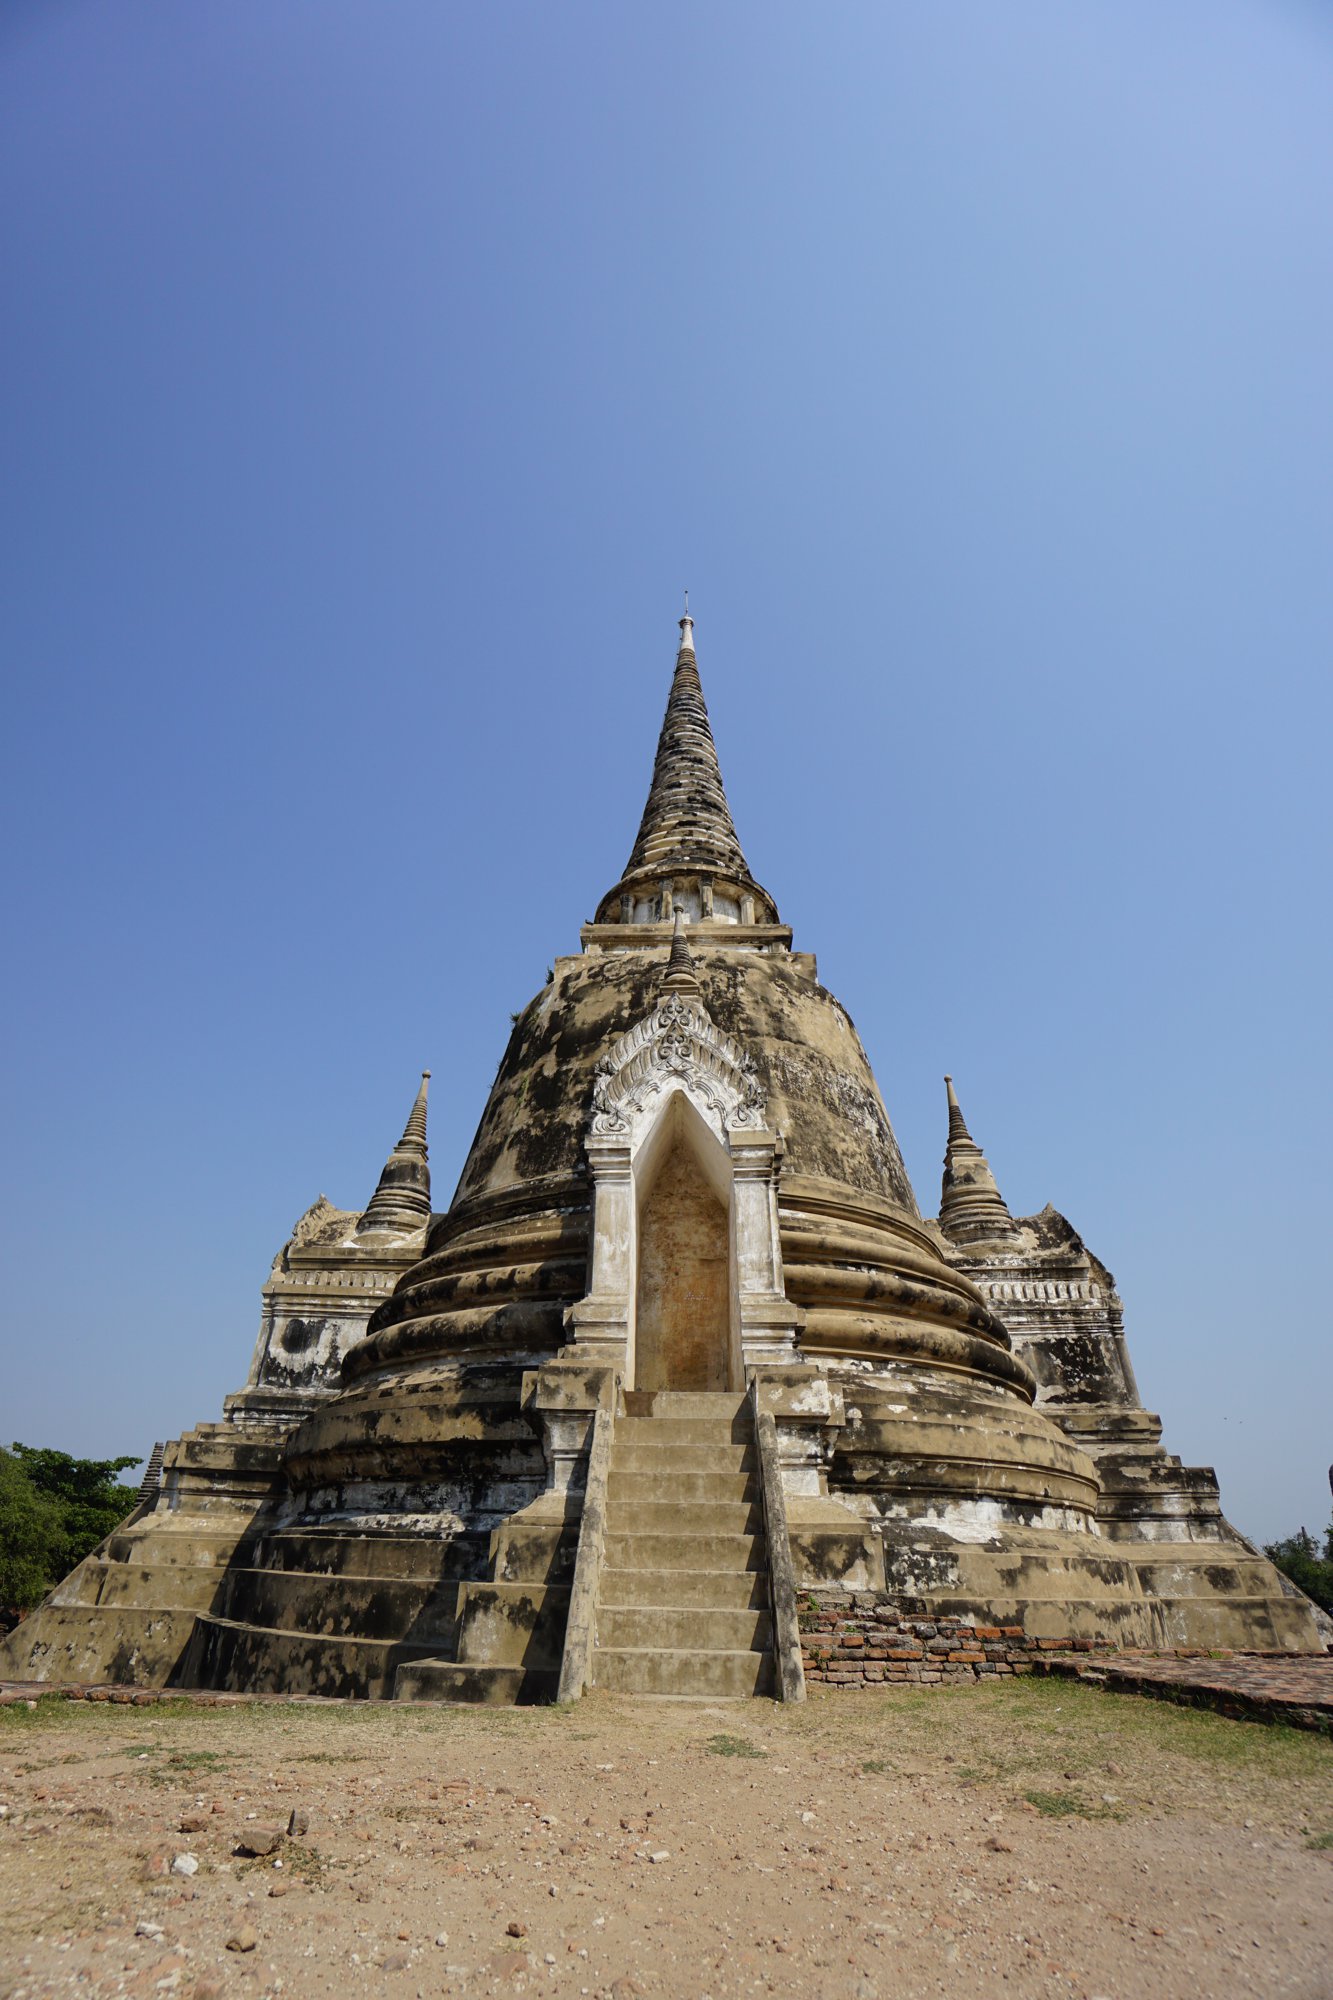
[{"x1": 0, "y1": 1422, "x2": 288, "y2": 1689}]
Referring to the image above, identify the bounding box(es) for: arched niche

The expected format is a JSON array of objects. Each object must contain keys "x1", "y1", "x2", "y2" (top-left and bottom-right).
[
  {"x1": 631, "y1": 1088, "x2": 739, "y2": 1393},
  {"x1": 565, "y1": 990, "x2": 802, "y2": 1388}
]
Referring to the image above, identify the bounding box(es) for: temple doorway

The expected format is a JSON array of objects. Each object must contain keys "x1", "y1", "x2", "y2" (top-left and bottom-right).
[{"x1": 634, "y1": 1120, "x2": 733, "y2": 1393}]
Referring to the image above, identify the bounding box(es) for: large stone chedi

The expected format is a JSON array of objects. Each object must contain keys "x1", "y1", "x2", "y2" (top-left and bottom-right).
[{"x1": 4, "y1": 618, "x2": 1323, "y2": 1700}]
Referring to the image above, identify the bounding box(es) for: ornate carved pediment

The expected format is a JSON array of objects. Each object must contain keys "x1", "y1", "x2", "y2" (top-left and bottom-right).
[{"x1": 591, "y1": 993, "x2": 766, "y2": 1138}]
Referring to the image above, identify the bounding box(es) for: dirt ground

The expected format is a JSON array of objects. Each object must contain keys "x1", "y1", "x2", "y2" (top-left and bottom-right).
[{"x1": 1, "y1": 1679, "x2": 1331, "y2": 2000}]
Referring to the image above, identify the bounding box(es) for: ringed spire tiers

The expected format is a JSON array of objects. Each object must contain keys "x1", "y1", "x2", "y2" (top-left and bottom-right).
[
  {"x1": 938, "y1": 1075, "x2": 1016, "y2": 1245},
  {"x1": 594, "y1": 616, "x2": 779, "y2": 929},
  {"x1": 355, "y1": 1071, "x2": 432, "y2": 1238}
]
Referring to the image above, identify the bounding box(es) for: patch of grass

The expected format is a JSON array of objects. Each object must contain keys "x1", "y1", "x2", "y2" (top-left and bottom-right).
[
  {"x1": 704, "y1": 1732, "x2": 765, "y2": 1759},
  {"x1": 0, "y1": 1692, "x2": 71, "y2": 1729},
  {"x1": 110, "y1": 1740, "x2": 224, "y2": 1768},
  {"x1": 799, "y1": 1674, "x2": 1333, "y2": 1783},
  {"x1": 12, "y1": 1750, "x2": 85, "y2": 1773},
  {"x1": 1306, "y1": 1830, "x2": 1333, "y2": 1851},
  {"x1": 236, "y1": 1841, "x2": 327, "y2": 1888},
  {"x1": 1023, "y1": 1788, "x2": 1120, "y2": 1821},
  {"x1": 861, "y1": 1759, "x2": 893, "y2": 1775},
  {"x1": 294, "y1": 1750, "x2": 369, "y2": 1764},
  {"x1": 141, "y1": 1747, "x2": 230, "y2": 1785}
]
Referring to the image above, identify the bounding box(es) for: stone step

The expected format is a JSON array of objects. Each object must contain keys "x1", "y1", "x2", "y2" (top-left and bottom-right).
[
  {"x1": 103, "y1": 1528, "x2": 259, "y2": 1569},
  {"x1": 627, "y1": 1391, "x2": 750, "y2": 1420},
  {"x1": 600, "y1": 1567, "x2": 770, "y2": 1610},
  {"x1": 1133, "y1": 1599, "x2": 1322, "y2": 1651},
  {"x1": 393, "y1": 1659, "x2": 558, "y2": 1706},
  {"x1": 251, "y1": 1530, "x2": 489, "y2": 1582},
  {"x1": 54, "y1": 1563, "x2": 227, "y2": 1615},
  {"x1": 603, "y1": 1531, "x2": 764, "y2": 1572},
  {"x1": 615, "y1": 1417, "x2": 752, "y2": 1448},
  {"x1": 597, "y1": 1604, "x2": 771, "y2": 1652},
  {"x1": 612, "y1": 1439, "x2": 756, "y2": 1475},
  {"x1": 454, "y1": 1582, "x2": 570, "y2": 1671},
  {"x1": 0, "y1": 1604, "x2": 204, "y2": 1688},
  {"x1": 593, "y1": 1646, "x2": 775, "y2": 1699},
  {"x1": 489, "y1": 1520, "x2": 581, "y2": 1585},
  {"x1": 1128, "y1": 1553, "x2": 1294, "y2": 1595},
  {"x1": 607, "y1": 1469, "x2": 757, "y2": 1506},
  {"x1": 216, "y1": 1568, "x2": 464, "y2": 1644},
  {"x1": 605, "y1": 1499, "x2": 764, "y2": 1536},
  {"x1": 189, "y1": 1614, "x2": 443, "y2": 1700}
]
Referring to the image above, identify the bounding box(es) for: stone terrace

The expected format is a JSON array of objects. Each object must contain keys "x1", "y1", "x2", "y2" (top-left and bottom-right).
[{"x1": 1033, "y1": 1647, "x2": 1333, "y2": 1733}]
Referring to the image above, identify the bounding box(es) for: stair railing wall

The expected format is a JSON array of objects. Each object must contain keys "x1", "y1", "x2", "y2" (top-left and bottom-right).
[
  {"x1": 556, "y1": 1403, "x2": 616, "y2": 1703},
  {"x1": 749, "y1": 1381, "x2": 807, "y2": 1703}
]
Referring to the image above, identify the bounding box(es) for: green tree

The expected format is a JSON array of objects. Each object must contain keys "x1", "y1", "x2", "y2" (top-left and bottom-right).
[
  {"x1": 0, "y1": 1448, "x2": 67, "y2": 1616},
  {"x1": 1264, "y1": 1512, "x2": 1333, "y2": 1616},
  {"x1": 9, "y1": 1443, "x2": 140, "y2": 1576}
]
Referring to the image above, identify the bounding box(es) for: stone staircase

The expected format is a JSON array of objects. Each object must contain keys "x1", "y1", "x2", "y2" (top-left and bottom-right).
[{"x1": 592, "y1": 1391, "x2": 775, "y2": 1698}]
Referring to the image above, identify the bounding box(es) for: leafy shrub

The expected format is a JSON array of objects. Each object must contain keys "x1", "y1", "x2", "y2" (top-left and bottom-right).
[
  {"x1": 0, "y1": 1443, "x2": 139, "y2": 1624},
  {"x1": 0, "y1": 1451, "x2": 65, "y2": 1615},
  {"x1": 1263, "y1": 1512, "x2": 1333, "y2": 1616}
]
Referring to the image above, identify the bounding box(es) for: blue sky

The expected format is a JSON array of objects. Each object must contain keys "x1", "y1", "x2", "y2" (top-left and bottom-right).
[{"x1": 2, "y1": 2, "x2": 1329, "y2": 1543}]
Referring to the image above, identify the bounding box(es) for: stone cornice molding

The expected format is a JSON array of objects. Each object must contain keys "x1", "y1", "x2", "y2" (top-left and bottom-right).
[{"x1": 579, "y1": 921, "x2": 794, "y2": 953}]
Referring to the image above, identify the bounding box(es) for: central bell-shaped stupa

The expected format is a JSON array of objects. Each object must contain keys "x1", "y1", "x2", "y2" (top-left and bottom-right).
[{"x1": 5, "y1": 614, "x2": 1322, "y2": 1701}]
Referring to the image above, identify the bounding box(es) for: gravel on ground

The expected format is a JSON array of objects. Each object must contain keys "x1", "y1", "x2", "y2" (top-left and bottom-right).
[{"x1": 1, "y1": 1677, "x2": 1331, "y2": 2000}]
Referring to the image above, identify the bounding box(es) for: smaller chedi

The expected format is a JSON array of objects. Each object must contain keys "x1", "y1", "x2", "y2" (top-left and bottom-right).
[{"x1": 4, "y1": 615, "x2": 1325, "y2": 1703}]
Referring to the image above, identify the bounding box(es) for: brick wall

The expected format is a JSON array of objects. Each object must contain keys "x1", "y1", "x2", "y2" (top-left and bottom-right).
[{"x1": 799, "y1": 1591, "x2": 1107, "y2": 1688}]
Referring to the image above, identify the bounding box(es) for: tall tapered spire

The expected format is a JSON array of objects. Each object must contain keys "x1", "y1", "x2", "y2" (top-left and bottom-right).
[
  {"x1": 594, "y1": 616, "x2": 779, "y2": 927},
  {"x1": 356, "y1": 1072, "x2": 432, "y2": 1238},
  {"x1": 938, "y1": 1075, "x2": 1016, "y2": 1244}
]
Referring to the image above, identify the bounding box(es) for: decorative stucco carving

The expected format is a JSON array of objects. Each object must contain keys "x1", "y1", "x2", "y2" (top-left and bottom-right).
[{"x1": 590, "y1": 992, "x2": 766, "y2": 1138}]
